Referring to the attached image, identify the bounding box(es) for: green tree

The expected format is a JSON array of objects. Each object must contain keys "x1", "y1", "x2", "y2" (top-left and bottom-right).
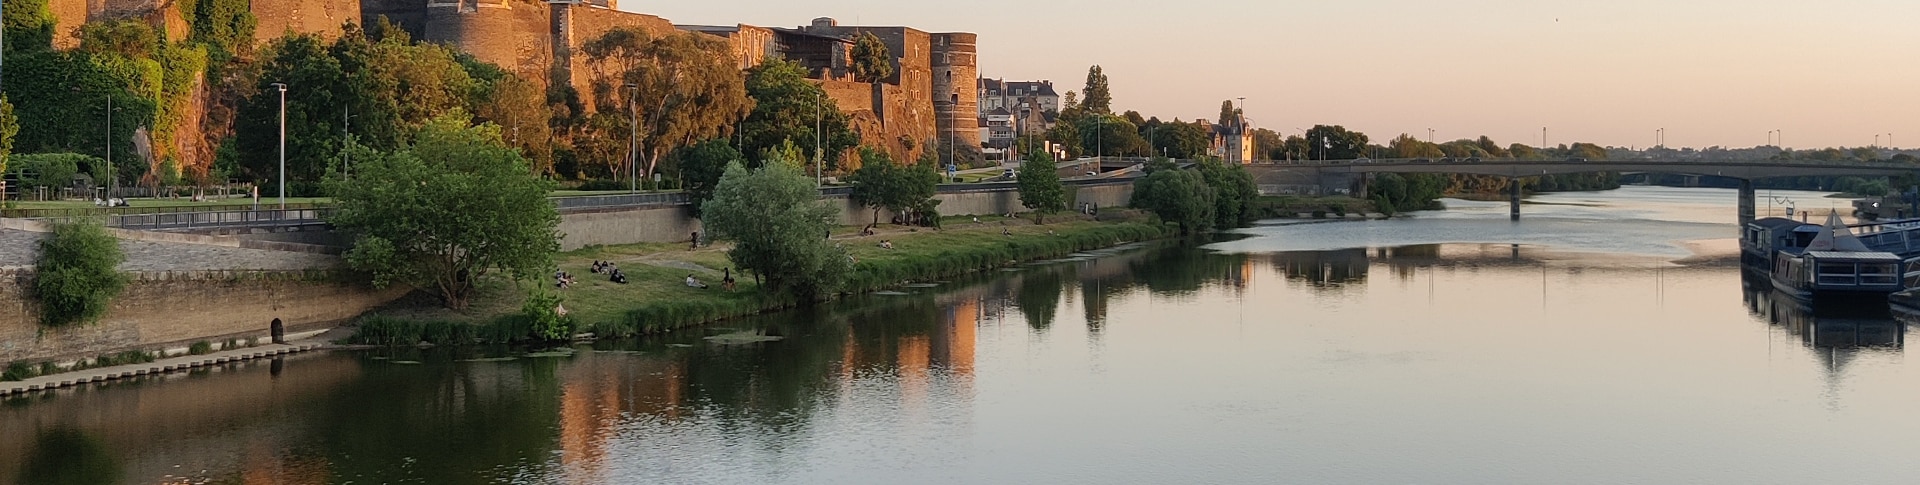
[
  {"x1": 1150, "y1": 120, "x2": 1210, "y2": 159},
  {"x1": 701, "y1": 162, "x2": 851, "y2": 299},
  {"x1": 1195, "y1": 157, "x2": 1258, "y2": 228},
  {"x1": 3, "y1": 0, "x2": 59, "y2": 52},
  {"x1": 1304, "y1": 125, "x2": 1370, "y2": 160},
  {"x1": 739, "y1": 58, "x2": 859, "y2": 171},
  {"x1": 33, "y1": 220, "x2": 128, "y2": 327},
  {"x1": 1045, "y1": 120, "x2": 1082, "y2": 159},
  {"x1": 186, "y1": 0, "x2": 257, "y2": 60},
  {"x1": 6, "y1": 153, "x2": 91, "y2": 190},
  {"x1": 851, "y1": 32, "x2": 893, "y2": 83},
  {"x1": 847, "y1": 147, "x2": 939, "y2": 227},
  {"x1": 1251, "y1": 128, "x2": 1285, "y2": 160},
  {"x1": 1131, "y1": 165, "x2": 1216, "y2": 235},
  {"x1": 1080, "y1": 65, "x2": 1112, "y2": 115},
  {"x1": 675, "y1": 138, "x2": 744, "y2": 216},
  {"x1": 583, "y1": 29, "x2": 752, "y2": 186},
  {"x1": 1218, "y1": 100, "x2": 1240, "y2": 126},
  {"x1": 471, "y1": 72, "x2": 554, "y2": 176},
  {"x1": 326, "y1": 114, "x2": 560, "y2": 310},
  {"x1": 1081, "y1": 114, "x2": 1148, "y2": 157},
  {"x1": 1017, "y1": 150, "x2": 1068, "y2": 223},
  {"x1": 0, "y1": 95, "x2": 15, "y2": 199}
]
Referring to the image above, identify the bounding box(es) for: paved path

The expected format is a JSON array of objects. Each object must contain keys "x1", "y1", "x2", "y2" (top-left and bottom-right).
[
  {"x1": 0, "y1": 228, "x2": 337, "y2": 271},
  {"x1": 0, "y1": 337, "x2": 331, "y2": 397}
]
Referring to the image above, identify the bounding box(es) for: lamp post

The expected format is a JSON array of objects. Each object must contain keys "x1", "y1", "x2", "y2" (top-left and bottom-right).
[
  {"x1": 815, "y1": 90, "x2": 823, "y2": 185},
  {"x1": 625, "y1": 83, "x2": 638, "y2": 193},
  {"x1": 270, "y1": 83, "x2": 287, "y2": 209},
  {"x1": 106, "y1": 94, "x2": 114, "y2": 198}
]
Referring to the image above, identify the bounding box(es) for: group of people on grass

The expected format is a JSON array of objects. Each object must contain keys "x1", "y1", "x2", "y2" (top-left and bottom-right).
[{"x1": 591, "y1": 260, "x2": 628, "y2": 284}]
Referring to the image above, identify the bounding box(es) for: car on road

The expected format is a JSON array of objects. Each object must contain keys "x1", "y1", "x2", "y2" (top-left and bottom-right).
[
  {"x1": 1003, "y1": 169, "x2": 1017, "y2": 179},
  {"x1": 1566, "y1": 157, "x2": 1587, "y2": 162}
]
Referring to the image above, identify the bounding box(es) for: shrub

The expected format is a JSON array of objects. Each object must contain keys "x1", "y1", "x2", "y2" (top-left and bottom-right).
[
  {"x1": 3, "y1": 362, "x2": 38, "y2": 381},
  {"x1": 32, "y1": 220, "x2": 129, "y2": 327},
  {"x1": 523, "y1": 290, "x2": 575, "y2": 341},
  {"x1": 188, "y1": 341, "x2": 214, "y2": 355}
]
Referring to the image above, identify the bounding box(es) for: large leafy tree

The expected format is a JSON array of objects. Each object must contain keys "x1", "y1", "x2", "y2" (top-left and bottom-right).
[
  {"x1": 847, "y1": 147, "x2": 939, "y2": 227},
  {"x1": 584, "y1": 29, "x2": 752, "y2": 186},
  {"x1": 851, "y1": 32, "x2": 893, "y2": 83},
  {"x1": 701, "y1": 162, "x2": 851, "y2": 299},
  {"x1": 1017, "y1": 149, "x2": 1068, "y2": 223},
  {"x1": 675, "y1": 138, "x2": 745, "y2": 216},
  {"x1": 327, "y1": 114, "x2": 559, "y2": 310},
  {"x1": 2, "y1": 0, "x2": 58, "y2": 53},
  {"x1": 1131, "y1": 163, "x2": 1216, "y2": 235},
  {"x1": 0, "y1": 96, "x2": 15, "y2": 200},
  {"x1": 739, "y1": 58, "x2": 859, "y2": 171},
  {"x1": 1080, "y1": 113, "x2": 1148, "y2": 157},
  {"x1": 1080, "y1": 65, "x2": 1112, "y2": 115},
  {"x1": 1195, "y1": 157, "x2": 1258, "y2": 228},
  {"x1": 1303, "y1": 125, "x2": 1370, "y2": 160},
  {"x1": 238, "y1": 25, "x2": 497, "y2": 196},
  {"x1": 1150, "y1": 120, "x2": 1210, "y2": 159}
]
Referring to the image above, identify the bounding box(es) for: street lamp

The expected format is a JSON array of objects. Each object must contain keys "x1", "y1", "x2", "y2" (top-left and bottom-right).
[
  {"x1": 814, "y1": 90, "x2": 823, "y2": 185},
  {"x1": 625, "y1": 83, "x2": 641, "y2": 193},
  {"x1": 270, "y1": 83, "x2": 287, "y2": 209}
]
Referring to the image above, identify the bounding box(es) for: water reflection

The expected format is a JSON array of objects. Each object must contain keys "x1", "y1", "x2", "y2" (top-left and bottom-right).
[
  {"x1": 10, "y1": 234, "x2": 1920, "y2": 483},
  {"x1": 1743, "y1": 271, "x2": 1906, "y2": 353}
]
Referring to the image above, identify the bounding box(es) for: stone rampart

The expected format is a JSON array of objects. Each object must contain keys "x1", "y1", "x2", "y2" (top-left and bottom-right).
[
  {"x1": 0, "y1": 270, "x2": 407, "y2": 363},
  {"x1": 554, "y1": 4, "x2": 678, "y2": 111},
  {"x1": 421, "y1": 0, "x2": 551, "y2": 80},
  {"x1": 250, "y1": 0, "x2": 363, "y2": 42}
]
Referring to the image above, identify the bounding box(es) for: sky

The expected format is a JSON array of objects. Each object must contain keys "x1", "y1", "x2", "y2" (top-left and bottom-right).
[{"x1": 636, "y1": 0, "x2": 1920, "y2": 150}]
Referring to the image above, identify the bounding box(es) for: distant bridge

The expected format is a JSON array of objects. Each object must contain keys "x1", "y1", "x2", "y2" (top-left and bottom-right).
[{"x1": 1245, "y1": 158, "x2": 1920, "y2": 223}]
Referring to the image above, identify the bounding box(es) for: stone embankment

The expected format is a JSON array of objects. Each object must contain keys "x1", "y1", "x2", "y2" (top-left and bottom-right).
[{"x1": 0, "y1": 331, "x2": 333, "y2": 397}]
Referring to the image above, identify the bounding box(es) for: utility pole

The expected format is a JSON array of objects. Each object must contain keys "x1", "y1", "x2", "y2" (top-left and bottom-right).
[
  {"x1": 343, "y1": 106, "x2": 351, "y2": 180},
  {"x1": 821, "y1": 90, "x2": 829, "y2": 184},
  {"x1": 106, "y1": 95, "x2": 113, "y2": 198},
  {"x1": 271, "y1": 83, "x2": 287, "y2": 209}
]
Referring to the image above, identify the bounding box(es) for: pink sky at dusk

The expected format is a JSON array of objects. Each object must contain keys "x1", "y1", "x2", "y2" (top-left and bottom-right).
[{"x1": 638, "y1": 0, "x2": 1919, "y2": 151}]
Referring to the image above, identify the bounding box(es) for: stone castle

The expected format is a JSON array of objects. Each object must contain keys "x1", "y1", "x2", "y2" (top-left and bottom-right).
[{"x1": 46, "y1": 0, "x2": 980, "y2": 163}]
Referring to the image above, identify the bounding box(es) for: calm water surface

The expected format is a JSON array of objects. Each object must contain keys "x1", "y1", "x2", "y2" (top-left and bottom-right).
[{"x1": 4, "y1": 186, "x2": 1914, "y2": 484}]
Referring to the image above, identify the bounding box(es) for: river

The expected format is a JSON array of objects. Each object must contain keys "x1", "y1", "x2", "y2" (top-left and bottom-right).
[{"x1": 3, "y1": 186, "x2": 1913, "y2": 484}]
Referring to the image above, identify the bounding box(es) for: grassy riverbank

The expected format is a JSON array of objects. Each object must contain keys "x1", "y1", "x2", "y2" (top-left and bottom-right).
[{"x1": 356, "y1": 214, "x2": 1173, "y2": 342}]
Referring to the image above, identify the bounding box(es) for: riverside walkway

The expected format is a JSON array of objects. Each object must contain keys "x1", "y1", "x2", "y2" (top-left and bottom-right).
[{"x1": 0, "y1": 335, "x2": 333, "y2": 397}]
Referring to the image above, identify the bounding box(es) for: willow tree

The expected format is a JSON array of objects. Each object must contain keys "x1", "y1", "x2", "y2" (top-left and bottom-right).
[{"x1": 584, "y1": 28, "x2": 752, "y2": 186}]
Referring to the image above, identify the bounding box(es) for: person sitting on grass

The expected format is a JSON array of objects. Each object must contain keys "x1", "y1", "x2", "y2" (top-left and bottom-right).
[
  {"x1": 1003, "y1": 227, "x2": 1012, "y2": 237},
  {"x1": 723, "y1": 268, "x2": 737, "y2": 291},
  {"x1": 685, "y1": 274, "x2": 709, "y2": 289},
  {"x1": 610, "y1": 269, "x2": 628, "y2": 285},
  {"x1": 880, "y1": 240, "x2": 894, "y2": 250}
]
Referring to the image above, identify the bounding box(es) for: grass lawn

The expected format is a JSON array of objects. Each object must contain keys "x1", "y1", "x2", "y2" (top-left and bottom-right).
[{"x1": 367, "y1": 213, "x2": 1167, "y2": 335}]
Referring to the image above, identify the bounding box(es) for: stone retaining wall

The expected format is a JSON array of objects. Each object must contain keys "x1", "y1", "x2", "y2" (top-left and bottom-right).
[{"x1": 0, "y1": 270, "x2": 407, "y2": 363}]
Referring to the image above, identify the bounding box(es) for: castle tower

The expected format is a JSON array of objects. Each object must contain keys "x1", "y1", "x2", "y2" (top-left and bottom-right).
[{"x1": 930, "y1": 32, "x2": 980, "y2": 163}]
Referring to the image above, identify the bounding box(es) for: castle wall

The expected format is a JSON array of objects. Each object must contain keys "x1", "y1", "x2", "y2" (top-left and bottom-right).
[
  {"x1": 817, "y1": 80, "x2": 934, "y2": 164},
  {"x1": 361, "y1": 0, "x2": 429, "y2": 34},
  {"x1": 931, "y1": 32, "x2": 981, "y2": 158},
  {"x1": 250, "y1": 0, "x2": 362, "y2": 42},
  {"x1": 421, "y1": 0, "x2": 551, "y2": 81},
  {"x1": 48, "y1": 0, "x2": 189, "y2": 49}
]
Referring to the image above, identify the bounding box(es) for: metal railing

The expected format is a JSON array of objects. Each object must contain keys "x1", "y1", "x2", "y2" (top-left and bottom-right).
[
  {"x1": 551, "y1": 192, "x2": 691, "y2": 210},
  {"x1": 2, "y1": 202, "x2": 329, "y2": 219},
  {"x1": 106, "y1": 208, "x2": 334, "y2": 231}
]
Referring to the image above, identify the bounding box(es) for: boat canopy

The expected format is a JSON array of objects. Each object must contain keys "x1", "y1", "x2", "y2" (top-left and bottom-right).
[{"x1": 1805, "y1": 212, "x2": 1872, "y2": 252}]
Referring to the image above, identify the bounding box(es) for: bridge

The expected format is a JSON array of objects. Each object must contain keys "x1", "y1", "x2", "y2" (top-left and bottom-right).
[{"x1": 1245, "y1": 158, "x2": 1920, "y2": 224}]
